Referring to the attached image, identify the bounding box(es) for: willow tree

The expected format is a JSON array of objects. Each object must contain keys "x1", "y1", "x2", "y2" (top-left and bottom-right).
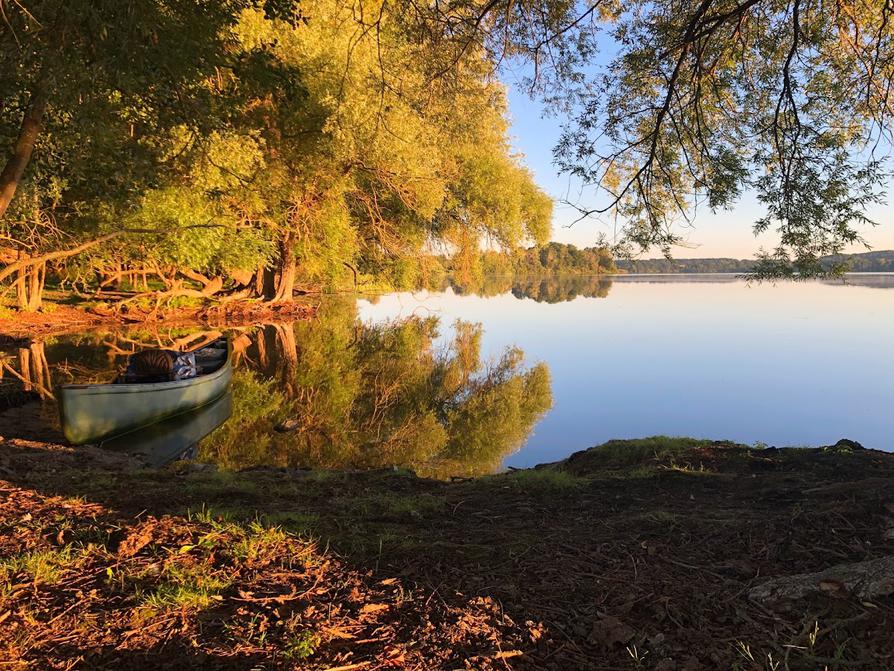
[
  {"x1": 0, "y1": 0, "x2": 553, "y2": 309},
  {"x1": 214, "y1": 1, "x2": 553, "y2": 300},
  {"x1": 0, "y1": 0, "x2": 301, "y2": 309},
  {"x1": 413, "y1": 0, "x2": 894, "y2": 276}
]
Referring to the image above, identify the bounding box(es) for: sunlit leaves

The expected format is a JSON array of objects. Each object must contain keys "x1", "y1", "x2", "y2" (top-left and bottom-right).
[{"x1": 543, "y1": 0, "x2": 894, "y2": 274}]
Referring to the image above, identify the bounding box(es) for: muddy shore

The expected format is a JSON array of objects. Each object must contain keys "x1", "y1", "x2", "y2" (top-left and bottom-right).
[
  {"x1": 0, "y1": 299, "x2": 316, "y2": 342},
  {"x1": 1, "y1": 431, "x2": 893, "y2": 670}
]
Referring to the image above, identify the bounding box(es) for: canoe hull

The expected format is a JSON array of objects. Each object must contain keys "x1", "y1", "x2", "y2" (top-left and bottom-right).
[{"x1": 59, "y1": 360, "x2": 232, "y2": 445}]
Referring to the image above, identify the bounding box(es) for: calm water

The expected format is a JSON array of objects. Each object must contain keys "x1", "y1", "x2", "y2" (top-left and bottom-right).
[
  {"x1": 358, "y1": 274, "x2": 894, "y2": 467},
  {"x1": 3, "y1": 274, "x2": 892, "y2": 475}
]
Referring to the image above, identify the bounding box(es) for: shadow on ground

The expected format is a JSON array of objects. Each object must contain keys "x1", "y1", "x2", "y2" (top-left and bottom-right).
[{"x1": 2, "y1": 424, "x2": 894, "y2": 670}]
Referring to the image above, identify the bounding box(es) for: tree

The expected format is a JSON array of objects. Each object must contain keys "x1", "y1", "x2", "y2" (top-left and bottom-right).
[
  {"x1": 417, "y1": 0, "x2": 894, "y2": 276},
  {"x1": 0, "y1": 0, "x2": 554, "y2": 309},
  {"x1": 0, "y1": 0, "x2": 302, "y2": 308}
]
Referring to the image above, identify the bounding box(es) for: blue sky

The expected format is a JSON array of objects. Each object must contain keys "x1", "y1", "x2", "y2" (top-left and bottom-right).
[{"x1": 506, "y1": 83, "x2": 894, "y2": 258}]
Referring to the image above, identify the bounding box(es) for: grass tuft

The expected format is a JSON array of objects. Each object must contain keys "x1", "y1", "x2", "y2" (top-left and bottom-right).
[
  {"x1": 503, "y1": 468, "x2": 583, "y2": 490},
  {"x1": 138, "y1": 562, "x2": 232, "y2": 612},
  {"x1": 0, "y1": 548, "x2": 77, "y2": 588}
]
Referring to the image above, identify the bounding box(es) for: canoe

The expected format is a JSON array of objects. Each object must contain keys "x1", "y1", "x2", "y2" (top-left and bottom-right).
[
  {"x1": 59, "y1": 338, "x2": 232, "y2": 445},
  {"x1": 98, "y1": 391, "x2": 232, "y2": 467}
]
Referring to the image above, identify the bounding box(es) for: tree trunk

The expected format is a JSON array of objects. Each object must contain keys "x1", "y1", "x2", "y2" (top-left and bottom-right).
[
  {"x1": 251, "y1": 263, "x2": 276, "y2": 299},
  {"x1": 256, "y1": 326, "x2": 271, "y2": 371},
  {"x1": 28, "y1": 342, "x2": 51, "y2": 399},
  {"x1": 14, "y1": 342, "x2": 53, "y2": 398},
  {"x1": 15, "y1": 259, "x2": 45, "y2": 312},
  {"x1": 272, "y1": 234, "x2": 296, "y2": 302},
  {"x1": 17, "y1": 348, "x2": 31, "y2": 391},
  {"x1": 0, "y1": 84, "x2": 48, "y2": 220}
]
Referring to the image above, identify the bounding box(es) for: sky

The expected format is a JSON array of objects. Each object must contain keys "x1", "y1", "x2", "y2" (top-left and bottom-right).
[{"x1": 505, "y1": 84, "x2": 894, "y2": 259}]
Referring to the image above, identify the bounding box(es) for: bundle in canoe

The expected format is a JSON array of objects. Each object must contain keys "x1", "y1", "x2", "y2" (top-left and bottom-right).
[{"x1": 59, "y1": 338, "x2": 232, "y2": 445}]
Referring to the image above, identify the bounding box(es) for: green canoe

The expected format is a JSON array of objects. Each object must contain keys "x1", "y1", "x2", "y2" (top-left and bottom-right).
[{"x1": 59, "y1": 339, "x2": 232, "y2": 445}]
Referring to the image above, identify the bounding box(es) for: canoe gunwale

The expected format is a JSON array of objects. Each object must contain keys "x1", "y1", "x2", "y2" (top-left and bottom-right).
[{"x1": 59, "y1": 358, "x2": 231, "y2": 397}]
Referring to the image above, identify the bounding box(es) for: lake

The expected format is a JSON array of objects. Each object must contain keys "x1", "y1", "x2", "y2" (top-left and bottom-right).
[
  {"x1": 3, "y1": 274, "x2": 893, "y2": 475},
  {"x1": 361, "y1": 274, "x2": 894, "y2": 468}
]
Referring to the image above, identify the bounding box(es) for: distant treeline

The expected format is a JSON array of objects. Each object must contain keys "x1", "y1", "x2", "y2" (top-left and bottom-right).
[
  {"x1": 445, "y1": 242, "x2": 617, "y2": 285},
  {"x1": 615, "y1": 250, "x2": 894, "y2": 274}
]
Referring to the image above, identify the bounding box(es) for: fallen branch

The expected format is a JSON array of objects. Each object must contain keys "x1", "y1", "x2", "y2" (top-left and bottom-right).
[
  {"x1": 0, "y1": 361, "x2": 55, "y2": 400},
  {"x1": 749, "y1": 554, "x2": 894, "y2": 602}
]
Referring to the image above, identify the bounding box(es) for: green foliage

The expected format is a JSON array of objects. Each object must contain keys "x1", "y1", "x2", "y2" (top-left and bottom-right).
[
  {"x1": 119, "y1": 187, "x2": 273, "y2": 275},
  {"x1": 508, "y1": 275, "x2": 613, "y2": 303},
  {"x1": 0, "y1": 0, "x2": 552, "y2": 306},
  {"x1": 282, "y1": 630, "x2": 321, "y2": 660},
  {"x1": 0, "y1": 547, "x2": 76, "y2": 587},
  {"x1": 545, "y1": 0, "x2": 894, "y2": 274},
  {"x1": 502, "y1": 468, "x2": 583, "y2": 491},
  {"x1": 559, "y1": 436, "x2": 743, "y2": 475},
  {"x1": 519, "y1": 242, "x2": 616, "y2": 276},
  {"x1": 196, "y1": 370, "x2": 283, "y2": 471},
  {"x1": 444, "y1": 242, "x2": 616, "y2": 299}
]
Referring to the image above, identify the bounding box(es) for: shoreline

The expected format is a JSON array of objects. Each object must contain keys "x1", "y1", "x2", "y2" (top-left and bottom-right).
[
  {"x1": 0, "y1": 299, "x2": 317, "y2": 342},
  {"x1": 4, "y1": 272, "x2": 894, "y2": 341},
  {"x1": 1, "y1": 434, "x2": 893, "y2": 669}
]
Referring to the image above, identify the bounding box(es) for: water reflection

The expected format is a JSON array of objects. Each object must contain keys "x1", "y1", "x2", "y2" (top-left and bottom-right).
[
  {"x1": 205, "y1": 299, "x2": 552, "y2": 477},
  {"x1": 510, "y1": 275, "x2": 612, "y2": 302},
  {"x1": 101, "y1": 392, "x2": 232, "y2": 467},
  {"x1": 0, "y1": 299, "x2": 552, "y2": 477},
  {"x1": 448, "y1": 274, "x2": 614, "y2": 302}
]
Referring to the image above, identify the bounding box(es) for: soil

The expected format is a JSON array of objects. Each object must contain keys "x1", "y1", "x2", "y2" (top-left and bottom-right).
[
  {"x1": 0, "y1": 299, "x2": 317, "y2": 341},
  {"x1": 1, "y1": 432, "x2": 893, "y2": 670}
]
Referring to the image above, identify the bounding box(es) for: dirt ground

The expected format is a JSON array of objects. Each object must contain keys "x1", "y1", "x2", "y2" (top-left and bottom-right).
[
  {"x1": 0, "y1": 299, "x2": 316, "y2": 342},
  {"x1": 1, "y1": 432, "x2": 893, "y2": 670}
]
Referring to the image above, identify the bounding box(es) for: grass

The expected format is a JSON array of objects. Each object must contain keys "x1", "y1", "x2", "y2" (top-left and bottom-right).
[
  {"x1": 138, "y1": 562, "x2": 232, "y2": 612},
  {"x1": 501, "y1": 467, "x2": 583, "y2": 490},
  {"x1": 0, "y1": 547, "x2": 77, "y2": 588},
  {"x1": 558, "y1": 435, "x2": 752, "y2": 476},
  {"x1": 3, "y1": 435, "x2": 893, "y2": 670},
  {"x1": 258, "y1": 510, "x2": 319, "y2": 534},
  {"x1": 230, "y1": 522, "x2": 294, "y2": 564},
  {"x1": 335, "y1": 490, "x2": 446, "y2": 520},
  {"x1": 281, "y1": 630, "x2": 322, "y2": 660}
]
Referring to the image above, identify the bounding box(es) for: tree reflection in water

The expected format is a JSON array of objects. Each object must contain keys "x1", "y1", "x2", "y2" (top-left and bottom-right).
[
  {"x1": 448, "y1": 274, "x2": 613, "y2": 302},
  {"x1": 200, "y1": 299, "x2": 552, "y2": 477},
  {"x1": 0, "y1": 300, "x2": 552, "y2": 476}
]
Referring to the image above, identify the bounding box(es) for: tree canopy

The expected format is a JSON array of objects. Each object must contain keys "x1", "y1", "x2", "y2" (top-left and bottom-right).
[
  {"x1": 3, "y1": 0, "x2": 893, "y2": 312},
  {"x1": 429, "y1": 0, "x2": 894, "y2": 276},
  {"x1": 0, "y1": 0, "x2": 551, "y2": 309}
]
